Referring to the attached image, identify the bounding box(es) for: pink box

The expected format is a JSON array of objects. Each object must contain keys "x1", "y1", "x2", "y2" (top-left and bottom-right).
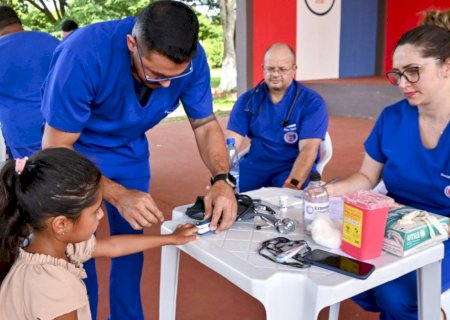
[{"x1": 341, "y1": 191, "x2": 394, "y2": 260}]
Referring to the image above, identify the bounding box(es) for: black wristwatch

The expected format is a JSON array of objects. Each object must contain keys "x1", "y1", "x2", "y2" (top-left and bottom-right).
[{"x1": 210, "y1": 173, "x2": 236, "y2": 189}]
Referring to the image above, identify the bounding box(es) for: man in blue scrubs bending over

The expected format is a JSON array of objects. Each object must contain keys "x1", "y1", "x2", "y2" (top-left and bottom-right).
[{"x1": 40, "y1": 1, "x2": 237, "y2": 319}]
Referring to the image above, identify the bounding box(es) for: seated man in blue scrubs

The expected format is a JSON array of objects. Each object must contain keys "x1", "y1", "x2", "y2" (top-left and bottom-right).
[
  {"x1": 226, "y1": 43, "x2": 328, "y2": 192},
  {"x1": 0, "y1": 6, "x2": 59, "y2": 159},
  {"x1": 40, "y1": 1, "x2": 237, "y2": 319}
]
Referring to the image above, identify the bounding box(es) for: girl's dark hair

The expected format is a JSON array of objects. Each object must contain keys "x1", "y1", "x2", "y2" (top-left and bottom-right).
[
  {"x1": 396, "y1": 24, "x2": 450, "y2": 62},
  {"x1": 134, "y1": 0, "x2": 199, "y2": 63},
  {"x1": 0, "y1": 148, "x2": 101, "y2": 280}
]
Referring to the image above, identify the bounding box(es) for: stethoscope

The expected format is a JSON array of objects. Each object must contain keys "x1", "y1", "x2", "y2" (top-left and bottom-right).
[{"x1": 244, "y1": 80, "x2": 301, "y2": 128}]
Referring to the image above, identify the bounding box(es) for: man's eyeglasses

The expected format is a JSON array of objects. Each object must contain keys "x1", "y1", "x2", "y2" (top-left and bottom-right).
[
  {"x1": 385, "y1": 65, "x2": 423, "y2": 86},
  {"x1": 262, "y1": 65, "x2": 295, "y2": 75},
  {"x1": 134, "y1": 36, "x2": 193, "y2": 83}
]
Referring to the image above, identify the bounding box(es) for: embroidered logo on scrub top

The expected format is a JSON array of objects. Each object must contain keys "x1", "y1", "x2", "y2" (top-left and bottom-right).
[
  {"x1": 283, "y1": 124, "x2": 298, "y2": 144},
  {"x1": 445, "y1": 185, "x2": 450, "y2": 199},
  {"x1": 442, "y1": 173, "x2": 450, "y2": 198}
]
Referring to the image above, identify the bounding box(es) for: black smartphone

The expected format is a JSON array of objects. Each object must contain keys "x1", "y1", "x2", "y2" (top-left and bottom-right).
[{"x1": 303, "y1": 249, "x2": 375, "y2": 280}]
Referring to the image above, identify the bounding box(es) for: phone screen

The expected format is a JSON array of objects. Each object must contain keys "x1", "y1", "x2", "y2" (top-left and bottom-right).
[{"x1": 303, "y1": 249, "x2": 375, "y2": 279}]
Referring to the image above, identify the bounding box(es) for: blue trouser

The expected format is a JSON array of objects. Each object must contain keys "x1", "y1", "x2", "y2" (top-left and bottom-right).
[
  {"x1": 239, "y1": 156, "x2": 292, "y2": 193},
  {"x1": 239, "y1": 155, "x2": 315, "y2": 192},
  {"x1": 83, "y1": 259, "x2": 98, "y2": 320},
  {"x1": 83, "y1": 175, "x2": 148, "y2": 320},
  {"x1": 353, "y1": 239, "x2": 450, "y2": 320}
]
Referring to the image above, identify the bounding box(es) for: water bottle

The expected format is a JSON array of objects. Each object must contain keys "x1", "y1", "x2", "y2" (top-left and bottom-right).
[
  {"x1": 303, "y1": 172, "x2": 329, "y2": 234},
  {"x1": 226, "y1": 138, "x2": 240, "y2": 193}
]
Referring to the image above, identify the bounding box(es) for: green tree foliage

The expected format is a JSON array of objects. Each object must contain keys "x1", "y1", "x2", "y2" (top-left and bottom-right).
[
  {"x1": 1, "y1": 1, "x2": 52, "y2": 31},
  {"x1": 175, "y1": 0, "x2": 224, "y2": 67},
  {"x1": 5, "y1": 0, "x2": 223, "y2": 67},
  {"x1": 23, "y1": 8, "x2": 54, "y2": 31},
  {"x1": 7, "y1": 0, "x2": 67, "y2": 24},
  {"x1": 197, "y1": 13, "x2": 223, "y2": 68},
  {"x1": 183, "y1": 0, "x2": 219, "y2": 21},
  {"x1": 67, "y1": 0, "x2": 151, "y2": 25},
  {"x1": 5, "y1": 0, "x2": 152, "y2": 33}
]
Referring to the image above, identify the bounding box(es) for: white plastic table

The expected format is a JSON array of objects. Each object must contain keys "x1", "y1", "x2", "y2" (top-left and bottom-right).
[{"x1": 159, "y1": 187, "x2": 443, "y2": 320}]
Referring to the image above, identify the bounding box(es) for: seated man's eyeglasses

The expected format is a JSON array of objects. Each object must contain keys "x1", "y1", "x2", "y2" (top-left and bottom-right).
[
  {"x1": 263, "y1": 65, "x2": 295, "y2": 75},
  {"x1": 385, "y1": 65, "x2": 422, "y2": 86},
  {"x1": 134, "y1": 36, "x2": 193, "y2": 83}
]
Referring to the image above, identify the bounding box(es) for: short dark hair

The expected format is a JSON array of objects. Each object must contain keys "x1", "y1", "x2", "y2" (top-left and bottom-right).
[
  {"x1": 134, "y1": 0, "x2": 199, "y2": 63},
  {"x1": 0, "y1": 148, "x2": 101, "y2": 273},
  {"x1": 0, "y1": 6, "x2": 21, "y2": 31},
  {"x1": 61, "y1": 19, "x2": 78, "y2": 32},
  {"x1": 396, "y1": 24, "x2": 450, "y2": 62}
]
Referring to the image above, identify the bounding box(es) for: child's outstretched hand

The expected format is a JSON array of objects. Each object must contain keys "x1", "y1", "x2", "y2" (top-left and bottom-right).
[{"x1": 171, "y1": 223, "x2": 199, "y2": 245}]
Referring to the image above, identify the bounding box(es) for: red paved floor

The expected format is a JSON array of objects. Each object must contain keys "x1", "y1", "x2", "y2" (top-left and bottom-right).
[{"x1": 95, "y1": 115, "x2": 381, "y2": 319}]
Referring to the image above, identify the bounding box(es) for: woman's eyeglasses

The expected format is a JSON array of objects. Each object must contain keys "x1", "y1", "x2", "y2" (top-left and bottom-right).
[
  {"x1": 134, "y1": 36, "x2": 193, "y2": 83},
  {"x1": 386, "y1": 59, "x2": 441, "y2": 86},
  {"x1": 385, "y1": 65, "x2": 422, "y2": 86}
]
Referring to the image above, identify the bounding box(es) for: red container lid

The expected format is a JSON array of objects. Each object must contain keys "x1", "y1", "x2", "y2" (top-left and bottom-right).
[{"x1": 342, "y1": 190, "x2": 394, "y2": 210}]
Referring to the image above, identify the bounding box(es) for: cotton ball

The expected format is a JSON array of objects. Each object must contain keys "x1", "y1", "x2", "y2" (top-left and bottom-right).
[{"x1": 310, "y1": 213, "x2": 342, "y2": 249}]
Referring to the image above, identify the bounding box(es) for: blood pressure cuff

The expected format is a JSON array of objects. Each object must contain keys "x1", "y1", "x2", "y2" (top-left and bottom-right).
[{"x1": 185, "y1": 193, "x2": 259, "y2": 221}]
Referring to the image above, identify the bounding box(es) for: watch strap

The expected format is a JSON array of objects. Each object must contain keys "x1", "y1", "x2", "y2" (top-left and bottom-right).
[
  {"x1": 211, "y1": 173, "x2": 236, "y2": 188},
  {"x1": 285, "y1": 178, "x2": 303, "y2": 190}
]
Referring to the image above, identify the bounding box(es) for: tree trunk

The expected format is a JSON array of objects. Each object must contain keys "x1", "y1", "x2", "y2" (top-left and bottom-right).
[
  {"x1": 218, "y1": 0, "x2": 236, "y2": 93},
  {"x1": 24, "y1": 0, "x2": 68, "y2": 23}
]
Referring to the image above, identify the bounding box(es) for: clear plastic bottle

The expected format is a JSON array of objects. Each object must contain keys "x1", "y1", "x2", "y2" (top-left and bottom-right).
[
  {"x1": 303, "y1": 172, "x2": 329, "y2": 234},
  {"x1": 226, "y1": 138, "x2": 240, "y2": 193}
]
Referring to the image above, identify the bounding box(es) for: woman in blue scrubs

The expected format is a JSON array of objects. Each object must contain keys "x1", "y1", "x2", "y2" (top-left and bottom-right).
[
  {"x1": 40, "y1": 2, "x2": 237, "y2": 319},
  {"x1": 328, "y1": 20, "x2": 450, "y2": 320}
]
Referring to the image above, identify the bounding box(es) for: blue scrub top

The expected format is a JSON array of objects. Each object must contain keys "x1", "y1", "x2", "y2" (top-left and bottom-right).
[
  {"x1": 0, "y1": 31, "x2": 59, "y2": 148},
  {"x1": 365, "y1": 99, "x2": 450, "y2": 216},
  {"x1": 227, "y1": 81, "x2": 328, "y2": 164},
  {"x1": 41, "y1": 17, "x2": 212, "y2": 178}
]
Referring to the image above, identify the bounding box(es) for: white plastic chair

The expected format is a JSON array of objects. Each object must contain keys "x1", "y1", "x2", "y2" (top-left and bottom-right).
[
  {"x1": 238, "y1": 131, "x2": 333, "y2": 175},
  {"x1": 373, "y1": 179, "x2": 388, "y2": 195},
  {"x1": 317, "y1": 131, "x2": 333, "y2": 175}
]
